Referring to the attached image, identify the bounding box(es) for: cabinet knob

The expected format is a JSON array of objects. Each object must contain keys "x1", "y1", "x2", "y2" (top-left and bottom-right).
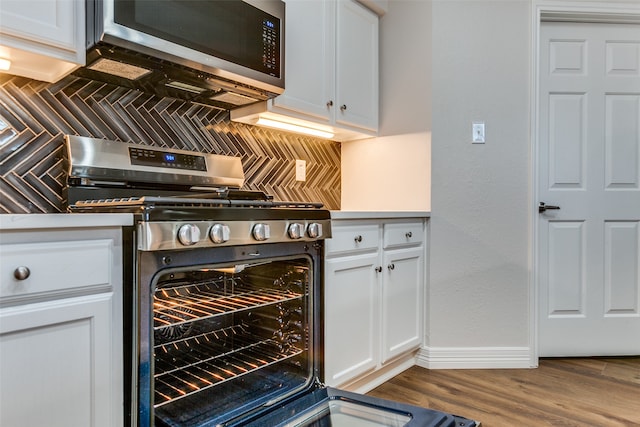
[
  {"x1": 405, "y1": 231, "x2": 412, "y2": 238},
  {"x1": 354, "y1": 235, "x2": 363, "y2": 243},
  {"x1": 13, "y1": 266, "x2": 31, "y2": 281},
  {"x1": 327, "y1": 100, "x2": 334, "y2": 107},
  {"x1": 375, "y1": 266, "x2": 382, "y2": 273},
  {"x1": 340, "y1": 104, "x2": 347, "y2": 112},
  {"x1": 387, "y1": 264, "x2": 395, "y2": 271}
]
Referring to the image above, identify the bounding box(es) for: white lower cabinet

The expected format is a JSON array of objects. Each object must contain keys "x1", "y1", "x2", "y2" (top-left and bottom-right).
[
  {"x1": 381, "y1": 246, "x2": 423, "y2": 363},
  {"x1": 324, "y1": 217, "x2": 426, "y2": 388},
  {"x1": 325, "y1": 252, "x2": 380, "y2": 385},
  {"x1": 0, "y1": 227, "x2": 123, "y2": 427}
]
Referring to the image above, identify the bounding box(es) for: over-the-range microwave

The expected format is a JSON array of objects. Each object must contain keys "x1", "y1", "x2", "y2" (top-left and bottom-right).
[{"x1": 79, "y1": 0, "x2": 285, "y2": 110}]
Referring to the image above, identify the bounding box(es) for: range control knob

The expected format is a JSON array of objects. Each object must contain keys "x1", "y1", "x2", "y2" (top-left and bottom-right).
[
  {"x1": 177, "y1": 224, "x2": 201, "y2": 246},
  {"x1": 209, "y1": 223, "x2": 230, "y2": 244},
  {"x1": 288, "y1": 223, "x2": 304, "y2": 239},
  {"x1": 307, "y1": 222, "x2": 323, "y2": 238},
  {"x1": 252, "y1": 223, "x2": 271, "y2": 241}
]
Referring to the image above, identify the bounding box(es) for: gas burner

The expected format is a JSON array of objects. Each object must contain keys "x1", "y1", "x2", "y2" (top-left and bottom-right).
[{"x1": 70, "y1": 195, "x2": 323, "y2": 210}]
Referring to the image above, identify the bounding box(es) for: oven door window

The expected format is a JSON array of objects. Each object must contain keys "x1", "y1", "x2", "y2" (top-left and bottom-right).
[{"x1": 148, "y1": 256, "x2": 313, "y2": 427}]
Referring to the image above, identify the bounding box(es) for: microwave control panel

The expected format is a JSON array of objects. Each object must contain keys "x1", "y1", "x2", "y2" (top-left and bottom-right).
[{"x1": 262, "y1": 18, "x2": 279, "y2": 73}]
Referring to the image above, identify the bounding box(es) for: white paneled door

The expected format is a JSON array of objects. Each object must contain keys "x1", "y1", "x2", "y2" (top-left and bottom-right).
[{"x1": 538, "y1": 21, "x2": 640, "y2": 356}]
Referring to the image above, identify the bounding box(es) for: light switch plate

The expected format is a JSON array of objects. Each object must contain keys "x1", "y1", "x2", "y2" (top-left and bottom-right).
[
  {"x1": 295, "y1": 159, "x2": 306, "y2": 181},
  {"x1": 472, "y1": 122, "x2": 485, "y2": 144}
]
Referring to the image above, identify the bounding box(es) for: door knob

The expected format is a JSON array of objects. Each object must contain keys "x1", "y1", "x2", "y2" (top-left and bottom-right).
[{"x1": 539, "y1": 202, "x2": 560, "y2": 213}]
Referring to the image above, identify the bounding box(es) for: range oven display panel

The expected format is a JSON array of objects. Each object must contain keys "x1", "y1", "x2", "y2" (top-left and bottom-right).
[{"x1": 129, "y1": 147, "x2": 207, "y2": 171}]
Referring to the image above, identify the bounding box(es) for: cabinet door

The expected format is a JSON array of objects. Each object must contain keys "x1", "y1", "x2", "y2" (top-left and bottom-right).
[
  {"x1": 0, "y1": 239, "x2": 113, "y2": 303},
  {"x1": 0, "y1": 294, "x2": 118, "y2": 427},
  {"x1": 0, "y1": 0, "x2": 84, "y2": 64},
  {"x1": 381, "y1": 247, "x2": 424, "y2": 363},
  {"x1": 335, "y1": 0, "x2": 379, "y2": 131},
  {"x1": 271, "y1": 0, "x2": 334, "y2": 122},
  {"x1": 324, "y1": 253, "x2": 380, "y2": 387}
]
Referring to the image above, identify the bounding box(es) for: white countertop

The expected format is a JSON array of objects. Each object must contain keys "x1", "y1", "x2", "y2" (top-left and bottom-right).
[
  {"x1": 0, "y1": 211, "x2": 430, "y2": 230},
  {"x1": 330, "y1": 211, "x2": 430, "y2": 220},
  {"x1": 0, "y1": 213, "x2": 134, "y2": 230}
]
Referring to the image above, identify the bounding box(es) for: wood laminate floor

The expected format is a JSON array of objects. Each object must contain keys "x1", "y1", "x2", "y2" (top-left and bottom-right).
[{"x1": 367, "y1": 357, "x2": 640, "y2": 427}]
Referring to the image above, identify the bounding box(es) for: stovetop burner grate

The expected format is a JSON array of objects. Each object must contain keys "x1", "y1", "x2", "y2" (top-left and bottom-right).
[{"x1": 71, "y1": 195, "x2": 324, "y2": 210}]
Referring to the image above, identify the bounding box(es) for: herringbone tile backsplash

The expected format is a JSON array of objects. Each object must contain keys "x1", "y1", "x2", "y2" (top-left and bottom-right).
[{"x1": 0, "y1": 74, "x2": 341, "y2": 213}]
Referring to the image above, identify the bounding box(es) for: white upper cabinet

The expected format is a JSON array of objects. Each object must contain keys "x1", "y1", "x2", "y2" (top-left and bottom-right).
[
  {"x1": 271, "y1": 0, "x2": 335, "y2": 123},
  {"x1": 0, "y1": 0, "x2": 85, "y2": 82},
  {"x1": 334, "y1": 0, "x2": 378, "y2": 132},
  {"x1": 232, "y1": 0, "x2": 379, "y2": 142}
]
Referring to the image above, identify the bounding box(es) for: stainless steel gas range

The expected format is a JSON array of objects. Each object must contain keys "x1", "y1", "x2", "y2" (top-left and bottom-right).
[{"x1": 65, "y1": 135, "x2": 477, "y2": 427}]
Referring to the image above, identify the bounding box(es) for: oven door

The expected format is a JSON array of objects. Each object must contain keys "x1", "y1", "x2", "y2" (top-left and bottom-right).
[
  {"x1": 133, "y1": 240, "x2": 477, "y2": 427},
  {"x1": 236, "y1": 387, "x2": 477, "y2": 427},
  {"x1": 135, "y1": 241, "x2": 322, "y2": 427}
]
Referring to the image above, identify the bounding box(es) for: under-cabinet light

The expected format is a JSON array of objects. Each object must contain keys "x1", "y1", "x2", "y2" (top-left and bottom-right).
[
  {"x1": 256, "y1": 117, "x2": 334, "y2": 139},
  {"x1": 0, "y1": 58, "x2": 11, "y2": 71}
]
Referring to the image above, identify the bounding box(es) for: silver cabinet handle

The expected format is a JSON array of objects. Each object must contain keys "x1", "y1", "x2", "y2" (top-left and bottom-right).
[
  {"x1": 375, "y1": 266, "x2": 382, "y2": 273},
  {"x1": 387, "y1": 264, "x2": 395, "y2": 270},
  {"x1": 340, "y1": 104, "x2": 347, "y2": 111},
  {"x1": 327, "y1": 100, "x2": 333, "y2": 107},
  {"x1": 539, "y1": 202, "x2": 560, "y2": 213},
  {"x1": 405, "y1": 231, "x2": 412, "y2": 238},
  {"x1": 354, "y1": 235, "x2": 363, "y2": 243},
  {"x1": 14, "y1": 266, "x2": 30, "y2": 280}
]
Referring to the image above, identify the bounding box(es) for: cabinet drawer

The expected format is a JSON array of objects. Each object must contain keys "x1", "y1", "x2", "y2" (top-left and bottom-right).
[
  {"x1": 325, "y1": 224, "x2": 379, "y2": 255},
  {"x1": 1, "y1": 239, "x2": 113, "y2": 301},
  {"x1": 383, "y1": 222, "x2": 424, "y2": 249}
]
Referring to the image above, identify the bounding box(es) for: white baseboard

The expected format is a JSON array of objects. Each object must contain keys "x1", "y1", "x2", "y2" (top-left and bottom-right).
[
  {"x1": 333, "y1": 347, "x2": 534, "y2": 395},
  {"x1": 417, "y1": 346, "x2": 534, "y2": 369},
  {"x1": 337, "y1": 352, "x2": 417, "y2": 394}
]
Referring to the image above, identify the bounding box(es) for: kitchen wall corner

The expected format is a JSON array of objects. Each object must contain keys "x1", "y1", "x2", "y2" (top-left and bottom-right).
[
  {"x1": 430, "y1": 0, "x2": 530, "y2": 351},
  {"x1": 0, "y1": 74, "x2": 341, "y2": 213},
  {"x1": 340, "y1": 0, "x2": 432, "y2": 211}
]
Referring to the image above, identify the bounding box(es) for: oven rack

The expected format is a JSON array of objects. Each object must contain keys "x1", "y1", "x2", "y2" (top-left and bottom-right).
[
  {"x1": 154, "y1": 324, "x2": 303, "y2": 407},
  {"x1": 154, "y1": 279, "x2": 303, "y2": 330}
]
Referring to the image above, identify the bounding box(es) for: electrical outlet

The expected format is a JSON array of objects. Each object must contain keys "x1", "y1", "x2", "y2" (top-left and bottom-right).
[
  {"x1": 295, "y1": 159, "x2": 306, "y2": 181},
  {"x1": 472, "y1": 122, "x2": 485, "y2": 144}
]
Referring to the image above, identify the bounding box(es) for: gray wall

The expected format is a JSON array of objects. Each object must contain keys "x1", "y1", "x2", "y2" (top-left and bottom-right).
[{"x1": 429, "y1": 0, "x2": 531, "y2": 349}]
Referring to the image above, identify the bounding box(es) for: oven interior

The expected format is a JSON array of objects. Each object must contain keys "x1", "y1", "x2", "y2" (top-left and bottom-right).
[{"x1": 148, "y1": 256, "x2": 314, "y2": 427}]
